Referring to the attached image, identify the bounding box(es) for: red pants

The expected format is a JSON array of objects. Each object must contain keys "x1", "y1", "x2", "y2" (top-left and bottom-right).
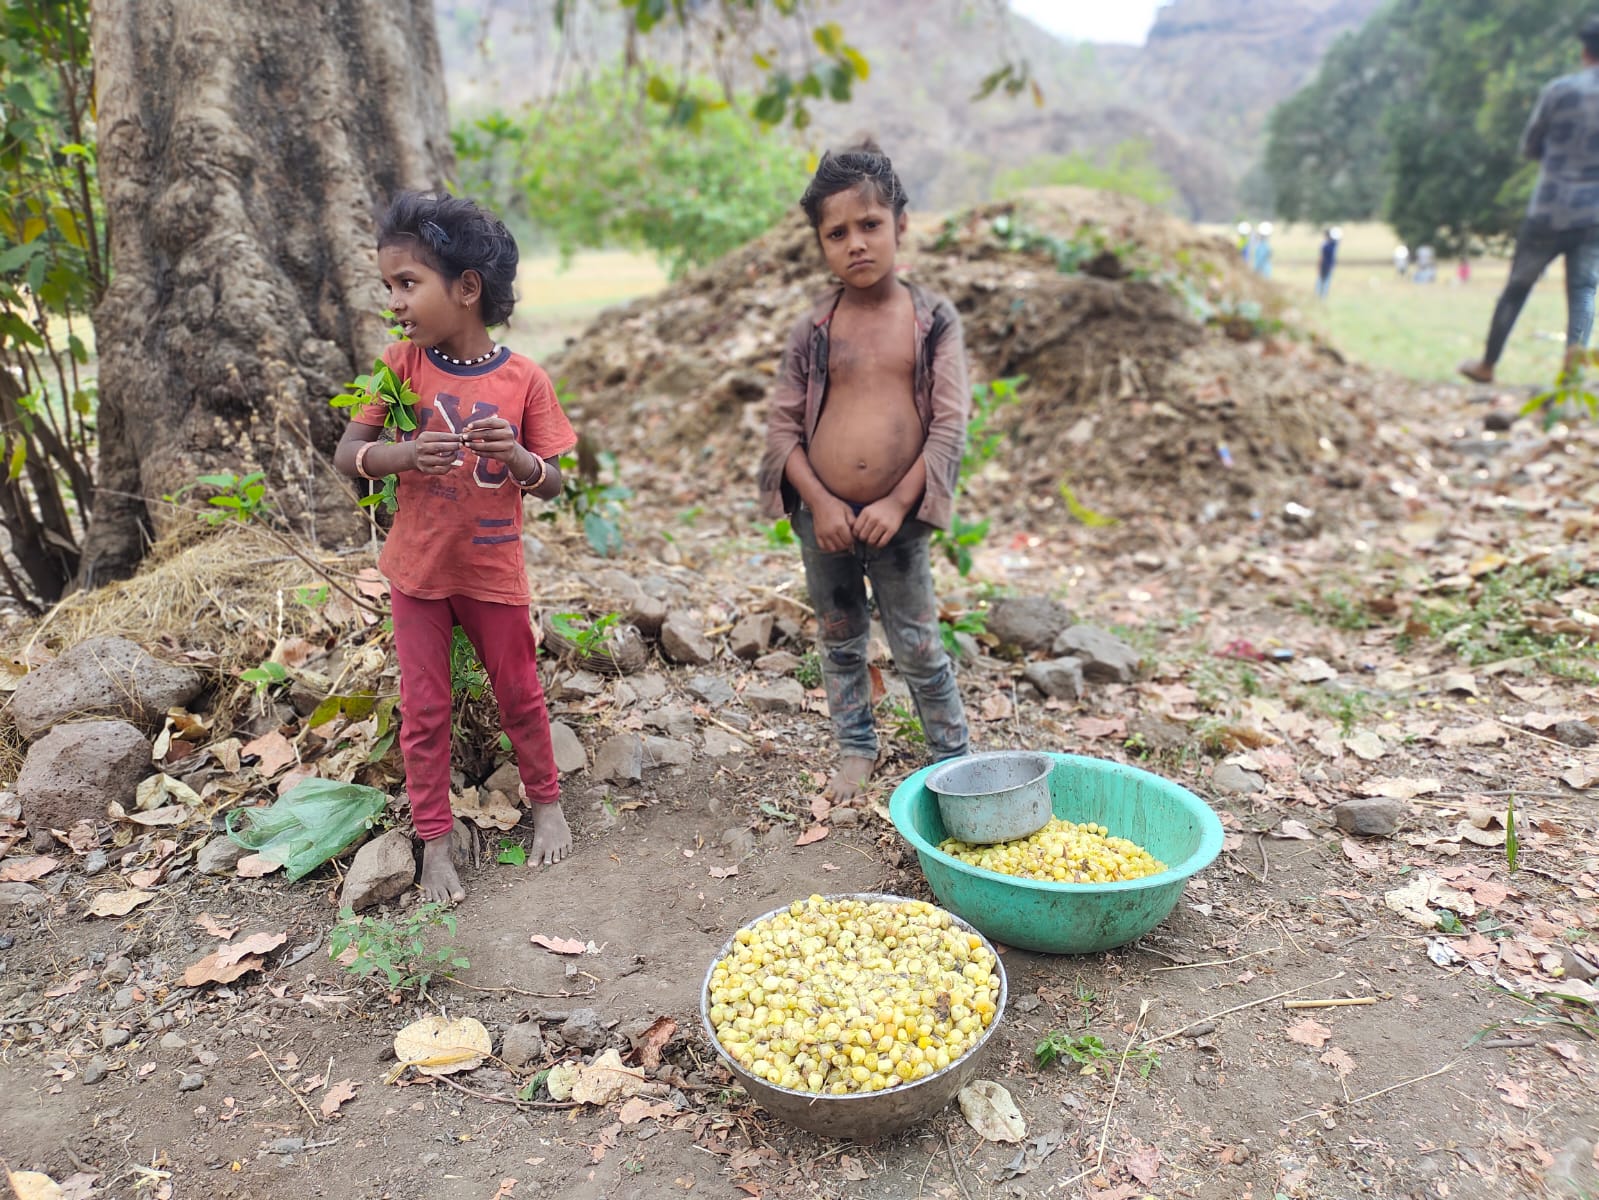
[{"x1": 390, "y1": 590, "x2": 560, "y2": 842}]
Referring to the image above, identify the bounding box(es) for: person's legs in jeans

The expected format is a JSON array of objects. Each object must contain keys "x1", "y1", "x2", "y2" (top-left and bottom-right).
[
  {"x1": 794, "y1": 507, "x2": 878, "y2": 799},
  {"x1": 863, "y1": 522, "x2": 969, "y2": 761},
  {"x1": 1469, "y1": 228, "x2": 1562, "y2": 377},
  {"x1": 390, "y1": 589, "x2": 463, "y2": 901},
  {"x1": 452, "y1": 596, "x2": 571, "y2": 865},
  {"x1": 1562, "y1": 225, "x2": 1599, "y2": 372}
]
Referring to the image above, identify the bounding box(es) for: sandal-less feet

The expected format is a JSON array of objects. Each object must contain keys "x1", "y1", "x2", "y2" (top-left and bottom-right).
[{"x1": 1458, "y1": 359, "x2": 1494, "y2": 384}]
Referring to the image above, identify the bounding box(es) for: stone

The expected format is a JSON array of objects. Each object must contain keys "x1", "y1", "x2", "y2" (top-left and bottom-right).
[
  {"x1": 501, "y1": 1021, "x2": 547, "y2": 1069},
  {"x1": 642, "y1": 705, "x2": 696, "y2": 738},
  {"x1": 591, "y1": 568, "x2": 644, "y2": 604},
  {"x1": 952, "y1": 632, "x2": 983, "y2": 662},
  {"x1": 642, "y1": 736, "x2": 693, "y2": 768},
  {"x1": 103, "y1": 1026, "x2": 131, "y2": 1050},
  {"x1": 592, "y1": 734, "x2": 643, "y2": 783},
  {"x1": 0, "y1": 791, "x2": 17, "y2": 821},
  {"x1": 701, "y1": 728, "x2": 746, "y2": 758},
  {"x1": 720, "y1": 826, "x2": 757, "y2": 860},
  {"x1": 549, "y1": 722, "x2": 588, "y2": 774},
  {"x1": 1211, "y1": 762, "x2": 1266, "y2": 795},
  {"x1": 11, "y1": 637, "x2": 204, "y2": 739},
  {"x1": 559, "y1": 1007, "x2": 607, "y2": 1050},
  {"x1": 102, "y1": 956, "x2": 133, "y2": 983},
  {"x1": 625, "y1": 594, "x2": 668, "y2": 638},
  {"x1": 686, "y1": 674, "x2": 736, "y2": 709},
  {"x1": 1333, "y1": 796, "x2": 1403, "y2": 837},
  {"x1": 660, "y1": 613, "x2": 715, "y2": 665},
  {"x1": 1561, "y1": 946, "x2": 1598, "y2": 983},
  {"x1": 745, "y1": 678, "x2": 805, "y2": 715},
  {"x1": 482, "y1": 761, "x2": 522, "y2": 794},
  {"x1": 82, "y1": 1057, "x2": 109, "y2": 1085},
  {"x1": 15, "y1": 720, "x2": 151, "y2": 834},
  {"x1": 986, "y1": 597, "x2": 1071, "y2": 651},
  {"x1": 1022, "y1": 658, "x2": 1085, "y2": 701},
  {"x1": 178, "y1": 1072, "x2": 205, "y2": 1092},
  {"x1": 630, "y1": 674, "x2": 669, "y2": 702},
  {"x1": 82, "y1": 849, "x2": 109, "y2": 876},
  {"x1": 1051, "y1": 625, "x2": 1141, "y2": 683},
  {"x1": 159, "y1": 1032, "x2": 188, "y2": 1051},
  {"x1": 1552, "y1": 720, "x2": 1597, "y2": 748},
  {"x1": 111, "y1": 986, "x2": 138, "y2": 1010},
  {"x1": 830, "y1": 808, "x2": 861, "y2": 828},
  {"x1": 754, "y1": 650, "x2": 802, "y2": 676},
  {"x1": 196, "y1": 835, "x2": 247, "y2": 876},
  {"x1": 729, "y1": 614, "x2": 774, "y2": 660},
  {"x1": 556, "y1": 670, "x2": 606, "y2": 700},
  {"x1": 338, "y1": 829, "x2": 416, "y2": 912}
]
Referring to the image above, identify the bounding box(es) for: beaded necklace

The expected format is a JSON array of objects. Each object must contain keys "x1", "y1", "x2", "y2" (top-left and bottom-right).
[{"x1": 429, "y1": 344, "x2": 499, "y2": 367}]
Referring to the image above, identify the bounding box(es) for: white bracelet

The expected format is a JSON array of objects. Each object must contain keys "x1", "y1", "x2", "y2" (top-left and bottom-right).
[{"x1": 515, "y1": 455, "x2": 546, "y2": 490}]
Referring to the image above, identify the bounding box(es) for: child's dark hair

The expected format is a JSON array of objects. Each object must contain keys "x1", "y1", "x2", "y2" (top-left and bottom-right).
[
  {"x1": 799, "y1": 138, "x2": 909, "y2": 229},
  {"x1": 378, "y1": 191, "x2": 519, "y2": 327}
]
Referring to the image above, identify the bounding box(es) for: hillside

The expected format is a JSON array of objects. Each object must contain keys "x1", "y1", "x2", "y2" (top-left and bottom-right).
[{"x1": 435, "y1": 0, "x2": 1383, "y2": 219}]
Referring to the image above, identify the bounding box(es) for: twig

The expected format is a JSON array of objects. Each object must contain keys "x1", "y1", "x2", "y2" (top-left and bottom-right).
[
  {"x1": 1052, "y1": 999, "x2": 1153, "y2": 1194},
  {"x1": 942, "y1": 1128, "x2": 973, "y2": 1200},
  {"x1": 254, "y1": 1042, "x2": 320, "y2": 1128},
  {"x1": 1144, "y1": 973, "x2": 1345, "y2": 1046},
  {"x1": 451, "y1": 980, "x2": 597, "y2": 999},
  {"x1": 1475, "y1": 1036, "x2": 1536, "y2": 1049},
  {"x1": 702, "y1": 713, "x2": 754, "y2": 743},
  {"x1": 1490, "y1": 717, "x2": 1567, "y2": 747},
  {"x1": 1284, "y1": 997, "x2": 1378, "y2": 1010},
  {"x1": 1429, "y1": 789, "x2": 1572, "y2": 800},
  {"x1": 1257, "y1": 833, "x2": 1270, "y2": 882},
  {"x1": 1150, "y1": 946, "x2": 1279, "y2": 974},
  {"x1": 428, "y1": 1070, "x2": 582, "y2": 1110},
  {"x1": 1287, "y1": 1060, "x2": 1458, "y2": 1124}
]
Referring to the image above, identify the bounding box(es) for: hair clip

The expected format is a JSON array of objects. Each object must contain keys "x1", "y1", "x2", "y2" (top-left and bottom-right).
[{"x1": 420, "y1": 219, "x2": 450, "y2": 246}]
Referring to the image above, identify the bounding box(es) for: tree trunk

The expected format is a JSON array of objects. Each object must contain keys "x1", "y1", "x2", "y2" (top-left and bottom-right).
[{"x1": 80, "y1": 0, "x2": 453, "y2": 586}]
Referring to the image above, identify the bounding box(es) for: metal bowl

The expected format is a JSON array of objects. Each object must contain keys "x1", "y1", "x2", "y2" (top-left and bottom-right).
[
  {"x1": 928, "y1": 750, "x2": 1054, "y2": 844},
  {"x1": 699, "y1": 893, "x2": 1009, "y2": 1140}
]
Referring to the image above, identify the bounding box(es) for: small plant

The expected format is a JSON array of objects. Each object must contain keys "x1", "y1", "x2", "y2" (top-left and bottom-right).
[
  {"x1": 795, "y1": 651, "x2": 823, "y2": 690},
  {"x1": 1035, "y1": 1030, "x2": 1107, "y2": 1070},
  {"x1": 450, "y1": 626, "x2": 488, "y2": 701},
  {"x1": 550, "y1": 610, "x2": 621, "y2": 660},
  {"x1": 1123, "y1": 731, "x2": 1151, "y2": 760},
  {"x1": 239, "y1": 659, "x2": 289, "y2": 699},
  {"x1": 1058, "y1": 478, "x2": 1115, "y2": 527},
  {"x1": 939, "y1": 608, "x2": 988, "y2": 656},
  {"x1": 293, "y1": 584, "x2": 330, "y2": 607},
  {"x1": 935, "y1": 513, "x2": 991, "y2": 577},
  {"x1": 1505, "y1": 794, "x2": 1519, "y2": 874},
  {"x1": 933, "y1": 376, "x2": 1025, "y2": 576},
  {"x1": 329, "y1": 359, "x2": 421, "y2": 432},
  {"x1": 1523, "y1": 352, "x2": 1598, "y2": 427},
  {"x1": 166, "y1": 471, "x2": 271, "y2": 525},
  {"x1": 497, "y1": 838, "x2": 527, "y2": 866},
  {"x1": 328, "y1": 902, "x2": 469, "y2": 997},
  {"x1": 879, "y1": 697, "x2": 925, "y2": 744},
  {"x1": 754, "y1": 516, "x2": 795, "y2": 548}
]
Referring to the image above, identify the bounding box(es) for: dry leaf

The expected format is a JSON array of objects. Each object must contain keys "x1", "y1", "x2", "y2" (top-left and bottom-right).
[
  {"x1": 957, "y1": 1080, "x2": 1025, "y2": 1142},
  {"x1": 838, "y1": 1156, "x2": 870, "y2": 1182},
  {"x1": 632, "y1": 1016, "x2": 677, "y2": 1069},
  {"x1": 1359, "y1": 776, "x2": 1441, "y2": 800},
  {"x1": 242, "y1": 730, "x2": 297, "y2": 776},
  {"x1": 319, "y1": 1078, "x2": 358, "y2": 1117},
  {"x1": 529, "y1": 934, "x2": 587, "y2": 955},
  {"x1": 979, "y1": 691, "x2": 1014, "y2": 722},
  {"x1": 0, "y1": 855, "x2": 59, "y2": 883},
  {"x1": 182, "y1": 950, "x2": 266, "y2": 986},
  {"x1": 571, "y1": 1047, "x2": 649, "y2": 1105},
  {"x1": 809, "y1": 795, "x2": 830, "y2": 822},
  {"x1": 134, "y1": 772, "x2": 202, "y2": 812},
  {"x1": 235, "y1": 853, "x2": 283, "y2": 878},
  {"x1": 1561, "y1": 763, "x2": 1598, "y2": 790},
  {"x1": 1284, "y1": 1018, "x2": 1333, "y2": 1048},
  {"x1": 6, "y1": 1170, "x2": 64, "y2": 1200},
  {"x1": 216, "y1": 930, "x2": 287, "y2": 968},
  {"x1": 794, "y1": 824, "x2": 829, "y2": 846},
  {"x1": 393, "y1": 1015, "x2": 492, "y2": 1076},
  {"x1": 451, "y1": 785, "x2": 520, "y2": 831},
  {"x1": 85, "y1": 889, "x2": 156, "y2": 918},
  {"x1": 707, "y1": 865, "x2": 738, "y2": 879},
  {"x1": 125, "y1": 867, "x2": 163, "y2": 888},
  {"x1": 1440, "y1": 669, "x2": 1480, "y2": 695},
  {"x1": 1496, "y1": 1076, "x2": 1530, "y2": 1109},
  {"x1": 196, "y1": 913, "x2": 238, "y2": 939},
  {"x1": 1384, "y1": 874, "x2": 1476, "y2": 926},
  {"x1": 1075, "y1": 716, "x2": 1127, "y2": 740},
  {"x1": 617, "y1": 1097, "x2": 676, "y2": 1125},
  {"x1": 1342, "y1": 730, "x2": 1386, "y2": 761},
  {"x1": 1319, "y1": 1046, "x2": 1356, "y2": 1076},
  {"x1": 1341, "y1": 838, "x2": 1384, "y2": 871},
  {"x1": 1272, "y1": 819, "x2": 1315, "y2": 840},
  {"x1": 44, "y1": 969, "x2": 96, "y2": 998},
  {"x1": 1436, "y1": 722, "x2": 1505, "y2": 748},
  {"x1": 107, "y1": 801, "x2": 190, "y2": 827},
  {"x1": 1124, "y1": 1145, "x2": 1162, "y2": 1186}
]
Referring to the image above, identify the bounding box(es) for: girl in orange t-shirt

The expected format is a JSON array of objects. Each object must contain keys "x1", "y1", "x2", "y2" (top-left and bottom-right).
[{"x1": 335, "y1": 191, "x2": 576, "y2": 905}]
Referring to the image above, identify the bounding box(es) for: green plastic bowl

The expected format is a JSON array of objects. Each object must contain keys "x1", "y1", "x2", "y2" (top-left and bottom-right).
[{"x1": 890, "y1": 753, "x2": 1225, "y2": 954}]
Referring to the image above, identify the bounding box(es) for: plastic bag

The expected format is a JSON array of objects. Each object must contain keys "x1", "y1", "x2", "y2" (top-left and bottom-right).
[{"x1": 226, "y1": 778, "x2": 388, "y2": 882}]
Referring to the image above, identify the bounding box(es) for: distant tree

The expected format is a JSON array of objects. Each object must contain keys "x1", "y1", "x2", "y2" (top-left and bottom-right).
[{"x1": 994, "y1": 140, "x2": 1176, "y2": 209}]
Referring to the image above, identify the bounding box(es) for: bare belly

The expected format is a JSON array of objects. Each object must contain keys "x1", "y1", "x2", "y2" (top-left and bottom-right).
[{"x1": 809, "y1": 391, "x2": 921, "y2": 504}]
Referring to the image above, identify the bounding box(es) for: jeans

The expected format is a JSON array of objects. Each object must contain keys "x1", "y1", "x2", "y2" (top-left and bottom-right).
[
  {"x1": 793, "y1": 506, "x2": 968, "y2": 763},
  {"x1": 1484, "y1": 223, "x2": 1599, "y2": 365},
  {"x1": 1315, "y1": 271, "x2": 1331, "y2": 300},
  {"x1": 391, "y1": 590, "x2": 560, "y2": 841}
]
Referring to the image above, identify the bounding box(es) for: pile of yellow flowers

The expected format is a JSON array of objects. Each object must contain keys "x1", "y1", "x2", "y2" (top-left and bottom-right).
[
  {"x1": 939, "y1": 817, "x2": 1166, "y2": 883},
  {"x1": 706, "y1": 896, "x2": 999, "y2": 1095}
]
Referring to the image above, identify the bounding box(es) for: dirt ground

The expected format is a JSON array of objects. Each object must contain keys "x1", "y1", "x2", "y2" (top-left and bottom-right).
[{"x1": 4, "y1": 192, "x2": 1599, "y2": 1199}]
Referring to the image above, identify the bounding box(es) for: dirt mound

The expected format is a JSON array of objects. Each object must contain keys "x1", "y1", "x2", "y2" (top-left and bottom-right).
[{"x1": 548, "y1": 189, "x2": 1382, "y2": 532}]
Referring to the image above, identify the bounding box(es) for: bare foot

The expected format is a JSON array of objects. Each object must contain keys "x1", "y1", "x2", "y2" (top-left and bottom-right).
[
  {"x1": 419, "y1": 836, "x2": 465, "y2": 905},
  {"x1": 530, "y1": 800, "x2": 572, "y2": 866},
  {"x1": 822, "y1": 755, "x2": 875, "y2": 804},
  {"x1": 1458, "y1": 359, "x2": 1494, "y2": 384}
]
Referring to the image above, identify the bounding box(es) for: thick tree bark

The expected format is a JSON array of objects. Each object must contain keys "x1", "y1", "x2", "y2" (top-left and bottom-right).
[{"x1": 80, "y1": 0, "x2": 453, "y2": 586}]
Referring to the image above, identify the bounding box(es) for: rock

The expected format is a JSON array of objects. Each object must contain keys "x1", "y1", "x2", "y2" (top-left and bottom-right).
[
  {"x1": 1333, "y1": 796, "x2": 1403, "y2": 837},
  {"x1": 701, "y1": 728, "x2": 747, "y2": 758},
  {"x1": 178, "y1": 1072, "x2": 205, "y2": 1092},
  {"x1": 952, "y1": 631, "x2": 983, "y2": 661},
  {"x1": 1022, "y1": 658, "x2": 1085, "y2": 701},
  {"x1": 338, "y1": 829, "x2": 415, "y2": 912},
  {"x1": 745, "y1": 678, "x2": 805, "y2": 714},
  {"x1": 642, "y1": 736, "x2": 693, "y2": 768},
  {"x1": 986, "y1": 597, "x2": 1071, "y2": 651},
  {"x1": 630, "y1": 674, "x2": 669, "y2": 702},
  {"x1": 11, "y1": 636, "x2": 204, "y2": 739},
  {"x1": 559, "y1": 1007, "x2": 607, "y2": 1050},
  {"x1": 729, "y1": 614, "x2": 774, "y2": 660},
  {"x1": 1051, "y1": 625, "x2": 1141, "y2": 683},
  {"x1": 103, "y1": 1026, "x2": 131, "y2": 1050},
  {"x1": 720, "y1": 826, "x2": 757, "y2": 861},
  {"x1": 686, "y1": 674, "x2": 736, "y2": 708},
  {"x1": 1012, "y1": 995, "x2": 1041, "y2": 1014},
  {"x1": 268, "y1": 1137, "x2": 307, "y2": 1155},
  {"x1": 754, "y1": 650, "x2": 802, "y2": 676},
  {"x1": 82, "y1": 849, "x2": 109, "y2": 876},
  {"x1": 591, "y1": 568, "x2": 644, "y2": 604},
  {"x1": 593, "y1": 734, "x2": 644, "y2": 783},
  {"x1": 642, "y1": 705, "x2": 696, "y2": 738},
  {"x1": 482, "y1": 761, "x2": 522, "y2": 794},
  {"x1": 1552, "y1": 720, "x2": 1597, "y2": 748},
  {"x1": 625, "y1": 594, "x2": 668, "y2": 638},
  {"x1": 830, "y1": 808, "x2": 860, "y2": 828},
  {"x1": 196, "y1": 835, "x2": 247, "y2": 876},
  {"x1": 15, "y1": 720, "x2": 151, "y2": 834},
  {"x1": 549, "y1": 722, "x2": 588, "y2": 774},
  {"x1": 1560, "y1": 946, "x2": 1598, "y2": 983},
  {"x1": 1483, "y1": 409, "x2": 1517, "y2": 433},
  {"x1": 660, "y1": 613, "x2": 715, "y2": 665},
  {"x1": 112, "y1": 986, "x2": 139, "y2": 1010},
  {"x1": 1211, "y1": 762, "x2": 1266, "y2": 795},
  {"x1": 82, "y1": 1057, "x2": 109, "y2": 1085},
  {"x1": 501, "y1": 1021, "x2": 547, "y2": 1069},
  {"x1": 0, "y1": 791, "x2": 17, "y2": 821},
  {"x1": 556, "y1": 670, "x2": 606, "y2": 700},
  {"x1": 103, "y1": 956, "x2": 134, "y2": 983},
  {"x1": 160, "y1": 1032, "x2": 188, "y2": 1051}
]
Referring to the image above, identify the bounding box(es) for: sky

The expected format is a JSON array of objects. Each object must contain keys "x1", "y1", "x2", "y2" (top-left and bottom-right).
[{"x1": 1008, "y1": 0, "x2": 1168, "y2": 45}]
